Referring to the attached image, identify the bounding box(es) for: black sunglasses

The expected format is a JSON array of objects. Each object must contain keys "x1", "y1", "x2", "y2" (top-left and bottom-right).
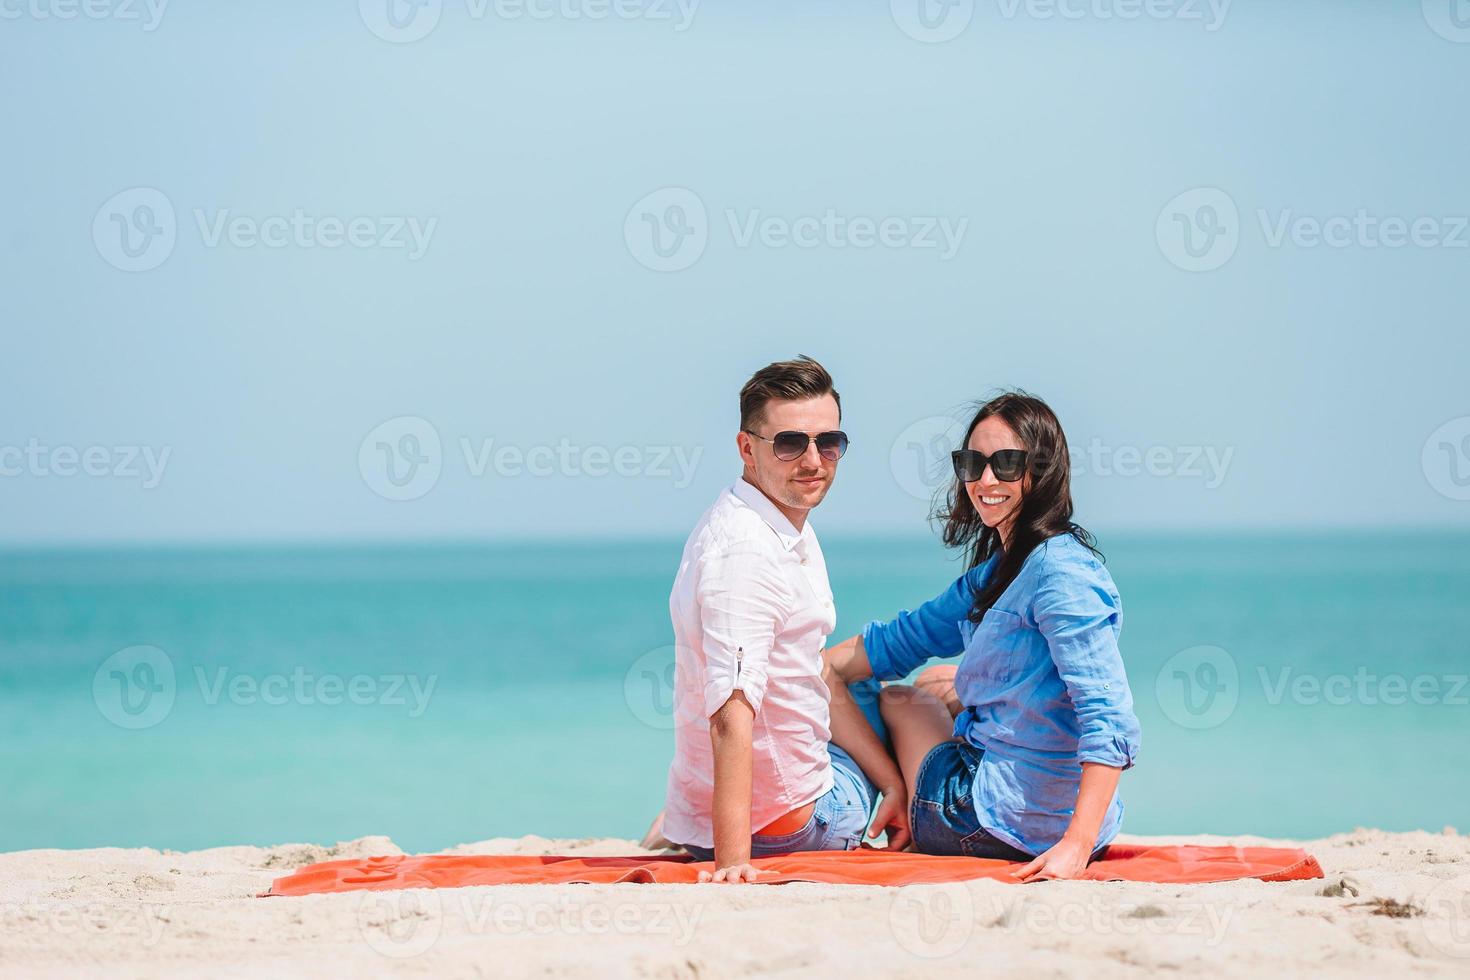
[
  {"x1": 743, "y1": 429, "x2": 850, "y2": 462},
  {"x1": 952, "y1": 448, "x2": 1028, "y2": 483}
]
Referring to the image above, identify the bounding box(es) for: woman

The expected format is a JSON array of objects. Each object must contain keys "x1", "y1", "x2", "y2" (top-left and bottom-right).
[{"x1": 824, "y1": 391, "x2": 1141, "y2": 880}]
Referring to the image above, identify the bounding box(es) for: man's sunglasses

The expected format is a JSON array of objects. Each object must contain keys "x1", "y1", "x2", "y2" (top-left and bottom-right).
[
  {"x1": 952, "y1": 448, "x2": 1028, "y2": 483},
  {"x1": 743, "y1": 429, "x2": 850, "y2": 462}
]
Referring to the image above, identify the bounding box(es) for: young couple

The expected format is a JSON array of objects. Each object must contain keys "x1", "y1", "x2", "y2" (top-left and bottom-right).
[{"x1": 653, "y1": 356, "x2": 1142, "y2": 883}]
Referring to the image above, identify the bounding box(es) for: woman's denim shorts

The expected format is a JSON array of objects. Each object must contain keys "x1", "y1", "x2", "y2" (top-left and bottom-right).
[{"x1": 910, "y1": 739, "x2": 1110, "y2": 863}]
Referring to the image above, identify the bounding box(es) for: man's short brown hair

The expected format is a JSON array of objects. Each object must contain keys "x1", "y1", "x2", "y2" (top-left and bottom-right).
[{"x1": 739, "y1": 355, "x2": 841, "y2": 432}]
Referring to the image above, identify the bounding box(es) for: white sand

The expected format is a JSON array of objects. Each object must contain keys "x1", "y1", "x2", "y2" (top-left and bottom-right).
[{"x1": 2, "y1": 829, "x2": 1468, "y2": 978}]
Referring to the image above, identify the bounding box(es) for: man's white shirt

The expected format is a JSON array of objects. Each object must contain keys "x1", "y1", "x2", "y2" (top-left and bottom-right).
[{"x1": 661, "y1": 479, "x2": 837, "y2": 849}]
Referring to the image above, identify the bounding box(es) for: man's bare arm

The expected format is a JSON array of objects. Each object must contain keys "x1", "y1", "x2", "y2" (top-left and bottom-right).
[{"x1": 706, "y1": 691, "x2": 762, "y2": 882}]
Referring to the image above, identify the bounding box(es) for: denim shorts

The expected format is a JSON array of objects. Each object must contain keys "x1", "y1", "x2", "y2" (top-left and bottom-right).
[
  {"x1": 681, "y1": 744, "x2": 877, "y2": 861},
  {"x1": 909, "y1": 739, "x2": 1112, "y2": 863}
]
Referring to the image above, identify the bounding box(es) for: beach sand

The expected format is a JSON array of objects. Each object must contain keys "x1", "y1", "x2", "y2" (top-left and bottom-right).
[{"x1": 2, "y1": 829, "x2": 1467, "y2": 978}]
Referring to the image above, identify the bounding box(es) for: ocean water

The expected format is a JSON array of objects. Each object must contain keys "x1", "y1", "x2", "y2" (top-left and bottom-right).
[{"x1": 2, "y1": 532, "x2": 1466, "y2": 853}]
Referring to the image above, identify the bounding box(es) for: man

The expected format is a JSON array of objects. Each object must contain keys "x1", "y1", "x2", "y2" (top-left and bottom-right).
[{"x1": 659, "y1": 356, "x2": 907, "y2": 883}]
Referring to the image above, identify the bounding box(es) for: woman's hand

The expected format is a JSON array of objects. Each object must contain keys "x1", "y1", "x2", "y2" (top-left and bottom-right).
[
  {"x1": 869, "y1": 784, "x2": 911, "y2": 850},
  {"x1": 698, "y1": 863, "x2": 763, "y2": 883},
  {"x1": 1011, "y1": 834, "x2": 1093, "y2": 882}
]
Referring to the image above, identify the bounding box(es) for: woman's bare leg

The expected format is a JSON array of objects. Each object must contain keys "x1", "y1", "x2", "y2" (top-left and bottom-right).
[
  {"x1": 639, "y1": 810, "x2": 673, "y2": 850},
  {"x1": 914, "y1": 664, "x2": 961, "y2": 719},
  {"x1": 878, "y1": 683, "x2": 957, "y2": 802}
]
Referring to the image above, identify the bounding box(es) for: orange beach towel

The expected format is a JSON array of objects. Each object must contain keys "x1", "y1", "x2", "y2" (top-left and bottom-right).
[{"x1": 264, "y1": 843, "x2": 1323, "y2": 896}]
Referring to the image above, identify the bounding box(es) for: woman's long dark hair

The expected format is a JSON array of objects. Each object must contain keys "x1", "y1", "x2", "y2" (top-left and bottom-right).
[{"x1": 937, "y1": 391, "x2": 1101, "y2": 622}]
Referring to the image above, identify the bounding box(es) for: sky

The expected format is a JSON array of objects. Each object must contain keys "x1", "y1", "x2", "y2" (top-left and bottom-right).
[{"x1": 2, "y1": 0, "x2": 1468, "y2": 544}]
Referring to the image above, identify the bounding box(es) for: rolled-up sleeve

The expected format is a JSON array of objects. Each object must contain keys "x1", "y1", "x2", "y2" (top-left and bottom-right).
[
  {"x1": 1033, "y1": 556, "x2": 1141, "y2": 770},
  {"x1": 696, "y1": 543, "x2": 790, "y2": 717},
  {"x1": 861, "y1": 566, "x2": 987, "y2": 682}
]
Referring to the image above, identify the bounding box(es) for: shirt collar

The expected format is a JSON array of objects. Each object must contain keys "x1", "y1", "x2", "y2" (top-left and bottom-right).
[{"x1": 730, "y1": 478, "x2": 810, "y2": 552}]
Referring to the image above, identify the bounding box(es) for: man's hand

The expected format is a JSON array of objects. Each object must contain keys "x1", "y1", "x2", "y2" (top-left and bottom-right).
[
  {"x1": 869, "y1": 784, "x2": 911, "y2": 850},
  {"x1": 1012, "y1": 834, "x2": 1093, "y2": 882},
  {"x1": 698, "y1": 863, "x2": 763, "y2": 884}
]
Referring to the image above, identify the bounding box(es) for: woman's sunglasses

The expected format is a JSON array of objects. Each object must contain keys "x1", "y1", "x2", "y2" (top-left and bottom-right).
[
  {"x1": 952, "y1": 448, "x2": 1028, "y2": 483},
  {"x1": 743, "y1": 429, "x2": 850, "y2": 462}
]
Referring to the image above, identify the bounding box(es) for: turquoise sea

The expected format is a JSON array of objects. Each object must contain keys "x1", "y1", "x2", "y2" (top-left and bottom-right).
[{"x1": 2, "y1": 532, "x2": 1466, "y2": 853}]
